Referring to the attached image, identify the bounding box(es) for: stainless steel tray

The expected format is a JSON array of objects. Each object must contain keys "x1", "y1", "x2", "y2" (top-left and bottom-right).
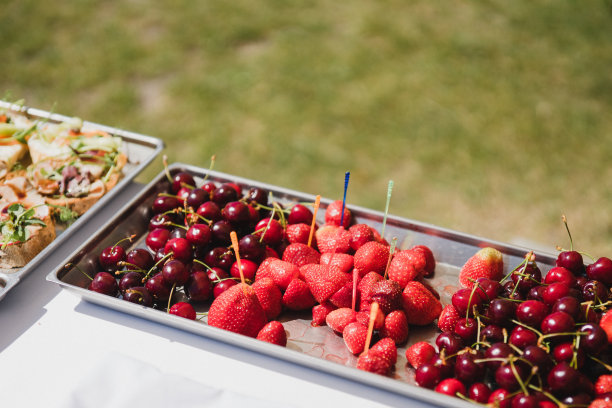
[
  {"x1": 0, "y1": 101, "x2": 164, "y2": 300},
  {"x1": 47, "y1": 163, "x2": 557, "y2": 407}
]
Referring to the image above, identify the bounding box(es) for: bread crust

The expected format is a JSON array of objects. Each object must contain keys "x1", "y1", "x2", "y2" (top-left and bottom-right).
[{"x1": 0, "y1": 215, "x2": 55, "y2": 269}]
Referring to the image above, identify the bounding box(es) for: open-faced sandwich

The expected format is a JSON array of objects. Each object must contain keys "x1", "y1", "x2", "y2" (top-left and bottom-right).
[
  {"x1": 0, "y1": 108, "x2": 36, "y2": 179},
  {"x1": 26, "y1": 117, "x2": 127, "y2": 215},
  {"x1": 0, "y1": 175, "x2": 55, "y2": 268}
]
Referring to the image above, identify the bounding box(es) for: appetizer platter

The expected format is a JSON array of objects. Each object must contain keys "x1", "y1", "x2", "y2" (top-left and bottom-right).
[
  {"x1": 0, "y1": 101, "x2": 163, "y2": 300},
  {"x1": 49, "y1": 163, "x2": 611, "y2": 407}
]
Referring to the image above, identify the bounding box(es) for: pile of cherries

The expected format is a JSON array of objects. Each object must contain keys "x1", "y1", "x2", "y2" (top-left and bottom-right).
[
  {"x1": 87, "y1": 170, "x2": 314, "y2": 316},
  {"x1": 416, "y1": 249, "x2": 612, "y2": 407}
]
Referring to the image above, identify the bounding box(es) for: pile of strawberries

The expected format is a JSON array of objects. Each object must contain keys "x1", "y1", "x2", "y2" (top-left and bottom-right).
[{"x1": 86, "y1": 169, "x2": 612, "y2": 407}]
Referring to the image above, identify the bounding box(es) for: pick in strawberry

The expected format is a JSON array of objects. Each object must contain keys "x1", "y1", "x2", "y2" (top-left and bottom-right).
[
  {"x1": 208, "y1": 283, "x2": 268, "y2": 338},
  {"x1": 286, "y1": 223, "x2": 313, "y2": 245},
  {"x1": 256, "y1": 321, "x2": 287, "y2": 346},
  {"x1": 401, "y1": 281, "x2": 443, "y2": 326},
  {"x1": 369, "y1": 279, "x2": 402, "y2": 314},
  {"x1": 325, "y1": 200, "x2": 352, "y2": 228},
  {"x1": 458, "y1": 247, "x2": 503, "y2": 288}
]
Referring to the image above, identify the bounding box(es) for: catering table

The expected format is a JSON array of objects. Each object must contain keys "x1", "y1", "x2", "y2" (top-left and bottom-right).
[{"x1": 0, "y1": 182, "x2": 440, "y2": 408}]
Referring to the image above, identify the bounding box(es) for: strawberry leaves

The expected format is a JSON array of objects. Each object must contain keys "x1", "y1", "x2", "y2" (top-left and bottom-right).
[{"x1": 0, "y1": 203, "x2": 46, "y2": 248}]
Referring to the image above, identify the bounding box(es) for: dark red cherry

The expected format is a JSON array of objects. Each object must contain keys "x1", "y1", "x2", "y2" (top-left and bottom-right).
[
  {"x1": 526, "y1": 285, "x2": 545, "y2": 301},
  {"x1": 474, "y1": 277, "x2": 502, "y2": 300},
  {"x1": 542, "y1": 282, "x2": 571, "y2": 305},
  {"x1": 547, "y1": 362, "x2": 579, "y2": 395},
  {"x1": 176, "y1": 187, "x2": 191, "y2": 202},
  {"x1": 582, "y1": 279, "x2": 609, "y2": 302},
  {"x1": 162, "y1": 259, "x2": 189, "y2": 286},
  {"x1": 238, "y1": 234, "x2": 266, "y2": 263},
  {"x1": 579, "y1": 323, "x2": 608, "y2": 354},
  {"x1": 201, "y1": 181, "x2": 216, "y2": 194},
  {"x1": 246, "y1": 187, "x2": 268, "y2": 206},
  {"x1": 207, "y1": 267, "x2": 228, "y2": 282},
  {"x1": 211, "y1": 220, "x2": 232, "y2": 245},
  {"x1": 481, "y1": 325, "x2": 504, "y2": 343},
  {"x1": 152, "y1": 195, "x2": 181, "y2": 214},
  {"x1": 468, "y1": 383, "x2": 491, "y2": 404},
  {"x1": 146, "y1": 228, "x2": 170, "y2": 251},
  {"x1": 502, "y1": 280, "x2": 524, "y2": 300},
  {"x1": 454, "y1": 318, "x2": 478, "y2": 342},
  {"x1": 148, "y1": 213, "x2": 175, "y2": 231},
  {"x1": 186, "y1": 224, "x2": 211, "y2": 247},
  {"x1": 119, "y1": 271, "x2": 145, "y2": 292},
  {"x1": 88, "y1": 272, "x2": 119, "y2": 296},
  {"x1": 552, "y1": 296, "x2": 580, "y2": 319},
  {"x1": 511, "y1": 262, "x2": 542, "y2": 293},
  {"x1": 211, "y1": 183, "x2": 238, "y2": 207},
  {"x1": 169, "y1": 227, "x2": 187, "y2": 240},
  {"x1": 509, "y1": 326, "x2": 538, "y2": 349},
  {"x1": 99, "y1": 245, "x2": 126, "y2": 272},
  {"x1": 164, "y1": 238, "x2": 193, "y2": 262},
  {"x1": 451, "y1": 288, "x2": 484, "y2": 316},
  {"x1": 171, "y1": 172, "x2": 195, "y2": 194},
  {"x1": 222, "y1": 201, "x2": 250, "y2": 225},
  {"x1": 213, "y1": 279, "x2": 238, "y2": 298},
  {"x1": 488, "y1": 298, "x2": 517, "y2": 326},
  {"x1": 516, "y1": 300, "x2": 548, "y2": 326},
  {"x1": 123, "y1": 286, "x2": 153, "y2": 306},
  {"x1": 454, "y1": 353, "x2": 484, "y2": 384},
  {"x1": 541, "y1": 311, "x2": 575, "y2": 334},
  {"x1": 145, "y1": 272, "x2": 172, "y2": 302},
  {"x1": 484, "y1": 342, "x2": 513, "y2": 371},
  {"x1": 522, "y1": 345, "x2": 552, "y2": 373},
  {"x1": 556, "y1": 251, "x2": 585, "y2": 276},
  {"x1": 197, "y1": 201, "x2": 221, "y2": 222},
  {"x1": 434, "y1": 378, "x2": 466, "y2": 397},
  {"x1": 254, "y1": 218, "x2": 284, "y2": 246},
  {"x1": 586, "y1": 257, "x2": 612, "y2": 285},
  {"x1": 168, "y1": 302, "x2": 196, "y2": 319},
  {"x1": 553, "y1": 342, "x2": 584, "y2": 367},
  {"x1": 488, "y1": 389, "x2": 512, "y2": 408},
  {"x1": 186, "y1": 188, "x2": 209, "y2": 209},
  {"x1": 495, "y1": 363, "x2": 525, "y2": 392},
  {"x1": 204, "y1": 247, "x2": 235, "y2": 271},
  {"x1": 185, "y1": 271, "x2": 213, "y2": 302},
  {"x1": 544, "y1": 266, "x2": 577, "y2": 288},
  {"x1": 511, "y1": 393, "x2": 538, "y2": 408},
  {"x1": 415, "y1": 363, "x2": 443, "y2": 389},
  {"x1": 125, "y1": 248, "x2": 154, "y2": 271},
  {"x1": 229, "y1": 259, "x2": 258, "y2": 281},
  {"x1": 288, "y1": 204, "x2": 313, "y2": 225},
  {"x1": 435, "y1": 332, "x2": 464, "y2": 355}
]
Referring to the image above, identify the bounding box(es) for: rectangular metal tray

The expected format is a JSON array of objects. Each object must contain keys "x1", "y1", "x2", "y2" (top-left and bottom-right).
[
  {"x1": 0, "y1": 101, "x2": 164, "y2": 300},
  {"x1": 47, "y1": 163, "x2": 557, "y2": 407}
]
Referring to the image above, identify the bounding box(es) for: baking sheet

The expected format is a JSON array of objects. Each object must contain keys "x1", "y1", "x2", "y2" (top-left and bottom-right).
[
  {"x1": 0, "y1": 101, "x2": 164, "y2": 300},
  {"x1": 47, "y1": 163, "x2": 558, "y2": 407}
]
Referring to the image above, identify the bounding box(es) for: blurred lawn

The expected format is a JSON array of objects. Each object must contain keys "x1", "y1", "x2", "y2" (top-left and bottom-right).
[{"x1": 2, "y1": 1, "x2": 612, "y2": 256}]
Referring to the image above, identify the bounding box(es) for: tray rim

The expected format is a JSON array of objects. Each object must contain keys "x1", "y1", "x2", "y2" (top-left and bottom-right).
[
  {"x1": 0, "y1": 101, "x2": 164, "y2": 300},
  {"x1": 47, "y1": 162, "x2": 561, "y2": 408}
]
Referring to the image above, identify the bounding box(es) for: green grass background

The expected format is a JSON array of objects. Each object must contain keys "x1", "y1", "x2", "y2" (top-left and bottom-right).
[{"x1": 2, "y1": 1, "x2": 612, "y2": 257}]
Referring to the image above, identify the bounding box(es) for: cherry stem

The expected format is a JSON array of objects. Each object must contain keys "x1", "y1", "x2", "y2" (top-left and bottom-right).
[
  {"x1": 561, "y1": 214, "x2": 574, "y2": 251},
  {"x1": 500, "y1": 252, "x2": 533, "y2": 284},
  {"x1": 202, "y1": 155, "x2": 216, "y2": 181},
  {"x1": 143, "y1": 252, "x2": 173, "y2": 281},
  {"x1": 167, "y1": 222, "x2": 188, "y2": 231},
  {"x1": 65, "y1": 263, "x2": 93, "y2": 281},
  {"x1": 116, "y1": 261, "x2": 146, "y2": 274},
  {"x1": 589, "y1": 355, "x2": 612, "y2": 371},
  {"x1": 112, "y1": 234, "x2": 136, "y2": 248},
  {"x1": 511, "y1": 319, "x2": 543, "y2": 338},
  {"x1": 380, "y1": 180, "x2": 393, "y2": 240},
  {"x1": 510, "y1": 358, "x2": 529, "y2": 396},
  {"x1": 258, "y1": 210, "x2": 276, "y2": 244},
  {"x1": 308, "y1": 195, "x2": 321, "y2": 248},
  {"x1": 339, "y1": 171, "x2": 350, "y2": 228},
  {"x1": 162, "y1": 155, "x2": 172, "y2": 183},
  {"x1": 383, "y1": 237, "x2": 397, "y2": 280},
  {"x1": 193, "y1": 258, "x2": 214, "y2": 271},
  {"x1": 527, "y1": 384, "x2": 568, "y2": 408},
  {"x1": 166, "y1": 282, "x2": 176, "y2": 313}
]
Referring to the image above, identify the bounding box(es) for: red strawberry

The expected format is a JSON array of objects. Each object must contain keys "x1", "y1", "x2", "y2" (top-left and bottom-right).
[
  {"x1": 356, "y1": 350, "x2": 392, "y2": 375},
  {"x1": 370, "y1": 337, "x2": 398, "y2": 366},
  {"x1": 256, "y1": 320, "x2": 287, "y2": 346},
  {"x1": 387, "y1": 252, "x2": 419, "y2": 288},
  {"x1": 437, "y1": 304, "x2": 461, "y2": 333},
  {"x1": 348, "y1": 224, "x2": 375, "y2": 251},
  {"x1": 354, "y1": 241, "x2": 390, "y2": 275},
  {"x1": 595, "y1": 375, "x2": 612, "y2": 396},
  {"x1": 380, "y1": 310, "x2": 409, "y2": 345},
  {"x1": 358, "y1": 271, "x2": 384, "y2": 311},
  {"x1": 320, "y1": 252, "x2": 354, "y2": 274},
  {"x1": 208, "y1": 283, "x2": 267, "y2": 337},
  {"x1": 311, "y1": 302, "x2": 336, "y2": 327},
  {"x1": 343, "y1": 322, "x2": 368, "y2": 354},
  {"x1": 329, "y1": 281, "x2": 355, "y2": 309},
  {"x1": 252, "y1": 277, "x2": 282, "y2": 320},
  {"x1": 302, "y1": 264, "x2": 351, "y2": 304},
  {"x1": 600, "y1": 309, "x2": 612, "y2": 344},
  {"x1": 398, "y1": 249, "x2": 427, "y2": 276},
  {"x1": 325, "y1": 200, "x2": 352, "y2": 228},
  {"x1": 417, "y1": 277, "x2": 441, "y2": 300},
  {"x1": 402, "y1": 281, "x2": 443, "y2": 326},
  {"x1": 255, "y1": 258, "x2": 299, "y2": 291},
  {"x1": 315, "y1": 224, "x2": 351, "y2": 254},
  {"x1": 326, "y1": 307, "x2": 357, "y2": 333},
  {"x1": 459, "y1": 247, "x2": 503, "y2": 288},
  {"x1": 355, "y1": 307, "x2": 385, "y2": 331},
  {"x1": 286, "y1": 223, "x2": 313, "y2": 245},
  {"x1": 405, "y1": 341, "x2": 436, "y2": 369},
  {"x1": 282, "y1": 278, "x2": 316, "y2": 311},
  {"x1": 282, "y1": 243, "x2": 321, "y2": 267},
  {"x1": 412, "y1": 245, "x2": 436, "y2": 278},
  {"x1": 589, "y1": 399, "x2": 612, "y2": 408},
  {"x1": 369, "y1": 279, "x2": 403, "y2": 314}
]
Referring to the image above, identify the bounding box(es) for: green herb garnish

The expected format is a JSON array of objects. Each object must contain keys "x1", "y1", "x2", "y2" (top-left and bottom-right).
[{"x1": 0, "y1": 203, "x2": 46, "y2": 249}]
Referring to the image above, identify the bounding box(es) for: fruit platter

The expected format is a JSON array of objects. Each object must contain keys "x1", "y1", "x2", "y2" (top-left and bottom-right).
[
  {"x1": 48, "y1": 163, "x2": 612, "y2": 408},
  {"x1": 0, "y1": 101, "x2": 163, "y2": 300}
]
